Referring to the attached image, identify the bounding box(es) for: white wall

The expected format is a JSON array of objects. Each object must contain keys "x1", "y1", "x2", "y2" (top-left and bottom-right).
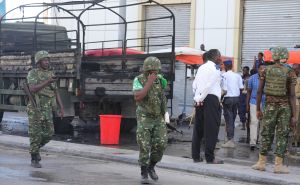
[
  {"x1": 51, "y1": 0, "x2": 140, "y2": 49},
  {"x1": 5, "y1": 0, "x2": 50, "y2": 21},
  {"x1": 195, "y1": 0, "x2": 236, "y2": 57},
  {"x1": 49, "y1": 0, "x2": 237, "y2": 55}
]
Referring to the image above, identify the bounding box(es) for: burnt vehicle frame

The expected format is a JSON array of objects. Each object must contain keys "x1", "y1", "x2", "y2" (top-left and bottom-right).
[{"x1": 0, "y1": 0, "x2": 175, "y2": 132}]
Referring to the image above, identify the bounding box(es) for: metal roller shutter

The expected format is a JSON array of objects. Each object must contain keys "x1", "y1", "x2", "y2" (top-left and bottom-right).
[
  {"x1": 144, "y1": 3, "x2": 191, "y2": 52},
  {"x1": 242, "y1": 0, "x2": 300, "y2": 67}
]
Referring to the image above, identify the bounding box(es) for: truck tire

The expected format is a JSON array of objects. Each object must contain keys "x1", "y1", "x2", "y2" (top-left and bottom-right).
[
  {"x1": 53, "y1": 116, "x2": 74, "y2": 134},
  {"x1": 0, "y1": 111, "x2": 3, "y2": 123},
  {"x1": 120, "y1": 118, "x2": 136, "y2": 133}
]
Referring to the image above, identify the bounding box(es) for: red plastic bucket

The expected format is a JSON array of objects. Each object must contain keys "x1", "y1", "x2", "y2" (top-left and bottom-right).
[{"x1": 99, "y1": 115, "x2": 122, "y2": 145}]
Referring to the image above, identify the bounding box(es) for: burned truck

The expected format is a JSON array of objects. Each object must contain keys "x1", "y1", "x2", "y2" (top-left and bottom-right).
[{"x1": 0, "y1": 0, "x2": 175, "y2": 133}]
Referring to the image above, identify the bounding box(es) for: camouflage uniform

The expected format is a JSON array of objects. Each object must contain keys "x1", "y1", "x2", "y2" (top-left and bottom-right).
[
  {"x1": 133, "y1": 57, "x2": 168, "y2": 167},
  {"x1": 27, "y1": 51, "x2": 57, "y2": 155},
  {"x1": 259, "y1": 47, "x2": 296, "y2": 158}
]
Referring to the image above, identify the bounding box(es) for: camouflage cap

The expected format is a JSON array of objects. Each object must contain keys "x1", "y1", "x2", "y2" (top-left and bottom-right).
[
  {"x1": 143, "y1": 56, "x2": 161, "y2": 71},
  {"x1": 271, "y1": 46, "x2": 289, "y2": 61},
  {"x1": 35, "y1": 50, "x2": 49, "y2": 63}
]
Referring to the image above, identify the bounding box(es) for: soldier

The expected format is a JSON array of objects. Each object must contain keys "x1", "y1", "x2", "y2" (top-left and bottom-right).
[
  {"x1": 133, "y1": 56, "x2": 168, "y2": 183},
  {"x1": 292, "y1": 64, "x2": 300, "y2": 146},
  {"x1": 26, "y1": 50, "x2": 64, "y2": 168},
  {"x1": 252, "y1": 46, "x2": 297, "y2": 173}
]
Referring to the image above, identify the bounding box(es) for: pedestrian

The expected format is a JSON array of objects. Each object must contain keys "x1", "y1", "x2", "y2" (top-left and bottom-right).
[
  {"x1": 133, "y1": 56, "x2": 168, "y2": 183},
  {"x1": 252, "y1": 52, "x2": 264, "y2": 73},
  {"x1": 252, "y1": 46, "x2": 297, "y2": 173},
  {"x1": 246, "y1": 63, "x2": 265, "y2": 150},
  {"x1": 221, "y1": 60, "x2": 244, "y2": 148},
  {"x1": 292, "y1": 64, "x2": 300, "y2": 147},
  {"x1": 26, "y1": 50, "x2": 64, "y2": 168},
  {"x1": 239, "y1": 66, "x2": 250, "y2": 130},
  {"x1": 192, "y1": 49, "x2": 224, "y2": 164}
]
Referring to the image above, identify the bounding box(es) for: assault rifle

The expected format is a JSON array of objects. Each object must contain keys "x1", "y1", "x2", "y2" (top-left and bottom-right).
[
  {"x1": 166, "y1": 123, "x2": 183, "y2": 135},
  {"x1": 23, "y1": 82, "x2": 38, "y2": 108}
]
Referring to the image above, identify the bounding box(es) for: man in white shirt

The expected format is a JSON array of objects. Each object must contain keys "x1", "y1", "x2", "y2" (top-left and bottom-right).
[
  {"x1": 192, "y1": 49, "x2": 224, "y2": 164},
  {"x1": 221, "y1": 60, "x2": 244, "y2": 148}
]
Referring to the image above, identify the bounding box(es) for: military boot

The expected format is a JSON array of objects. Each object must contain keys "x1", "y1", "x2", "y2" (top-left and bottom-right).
[
  {"x1": 274, "y1": 156, "x2": 289, "y2": 174},
  {"x1": 140, "y1": 166, "x2": 149, "y2": 184},
  {"x1": 31, "y1": 154, "x2": 42, "y2": 168},
  {"x1": 148, "y1": 161, "x2": 158, "y2": 181},
  {"x1": 251, "y1": 154, "x2": 266, "y2": 171},
  {"x1": 36, "y1": 153, "x2": 41, "y2": 162}
]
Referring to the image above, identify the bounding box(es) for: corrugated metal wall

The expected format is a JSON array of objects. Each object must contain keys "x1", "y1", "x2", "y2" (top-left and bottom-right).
[
  {"x1": 242, "y1": 0, "x2": 300, "y2": 67},
  {"x1": 144, "y1": 3, "x2": 191, "y2": 52}
]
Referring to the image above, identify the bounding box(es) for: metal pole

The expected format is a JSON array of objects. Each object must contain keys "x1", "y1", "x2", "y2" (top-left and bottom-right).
[
  {"x1": 182, "y1": 64, "x2": 188, "y2": 115},
  {"x1": 118, "y1": 0, "x2": 126, "y2": 48}
]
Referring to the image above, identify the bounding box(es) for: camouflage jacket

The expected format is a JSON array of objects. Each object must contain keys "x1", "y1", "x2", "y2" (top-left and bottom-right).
[
  {"x1": 134, "y1": 74, "x2": 167, "y2": 117},
  {"x1": 26, "y1": 69, "x2": 57, "y2": 114}
]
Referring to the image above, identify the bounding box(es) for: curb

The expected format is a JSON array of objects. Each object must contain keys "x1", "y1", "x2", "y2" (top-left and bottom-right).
[{"x1": 0, "y1": 134, "x2": 299, "y2": 185}]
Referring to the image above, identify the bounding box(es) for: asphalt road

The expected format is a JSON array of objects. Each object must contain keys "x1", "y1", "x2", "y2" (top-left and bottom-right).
[{"x1": 0, "y1": 145, "x2": 260, "y2": 185}]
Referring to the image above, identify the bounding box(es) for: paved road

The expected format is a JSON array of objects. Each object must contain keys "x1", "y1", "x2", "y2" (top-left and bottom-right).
[{"x1": 0, "y1": 145, "x2": 258, "y2": 185}]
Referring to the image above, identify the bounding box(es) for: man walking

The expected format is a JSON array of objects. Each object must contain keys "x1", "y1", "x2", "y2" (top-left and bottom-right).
[
  {"x1": 221, "y1": 60, "x2": 244, "y2": 148},
  {"x1": 246, "y1": 64, "x2": 265, "y2": 150},
  {"x1": 192, "y1": 49, "x2": 224, "y2": 164},
  {"x1": 26, "y1": 50, "x2": 64, "y2": 168},
  {"x1": 252, "y1": 46, "x2": 297, "y2": 173},
  {"x1": 133, "y1": 56, "x2": 168, "y2": 183}
]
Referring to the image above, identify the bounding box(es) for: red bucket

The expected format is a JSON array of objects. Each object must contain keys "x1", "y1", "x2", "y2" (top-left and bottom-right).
[{"x1": 99, "y1": 115, "x2": 122, "y2": 145}]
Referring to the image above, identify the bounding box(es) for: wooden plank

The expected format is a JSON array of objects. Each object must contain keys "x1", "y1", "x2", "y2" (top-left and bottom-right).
[
  {"x1": 0, "y1": 104, "x2": 26, "y2": 111},
  {"x1": 0, "y1": 89, "x2": 26, "y2": 95},
  {"x1": 85, "y1": 83, "x2": 133, "y2": 91}
]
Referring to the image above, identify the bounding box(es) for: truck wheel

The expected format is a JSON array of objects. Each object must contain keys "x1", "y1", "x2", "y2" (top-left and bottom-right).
[
  {"x1": 0, "y1": 111, "x2": 3, "y2": 123},
  {"x1": 53, "y1": 116, "x2": 74, "y2": 134},
  {"x1": 120, "y1": 118, "x2": 136, "y2": 133}
]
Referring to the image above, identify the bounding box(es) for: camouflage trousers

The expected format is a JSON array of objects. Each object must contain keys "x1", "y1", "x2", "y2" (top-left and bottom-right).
[
  {"x1": 28, "y1": 109, "x2": 54, "y2": 155},
  {"x1": 260, "y1": 103, "x2": 291, "y2": 158},
  {"x1": 136, "y1": 112, "x2": 167, "y2": 166}
]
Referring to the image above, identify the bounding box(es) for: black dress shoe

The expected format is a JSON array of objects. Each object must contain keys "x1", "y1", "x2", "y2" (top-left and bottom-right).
[
  {"x1": 207, "y1": 159, "x2": 224, "y2": 164},
  {"x1": 193, "y1": 157, "x2": 203, "y2": 163}
]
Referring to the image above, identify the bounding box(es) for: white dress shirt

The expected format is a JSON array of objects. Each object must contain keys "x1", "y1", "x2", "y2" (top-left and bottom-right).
[
  {"x1": 222, "y1": 70, "x2": 244, "y2": 97},
  {"x1": 193, "y1": 60, "x2": 222, "y2": 102}
]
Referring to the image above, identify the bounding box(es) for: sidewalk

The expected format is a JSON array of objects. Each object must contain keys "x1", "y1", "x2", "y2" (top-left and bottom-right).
[{"x1": 0, "y1": 134, "x2": 299, "y2": 185}]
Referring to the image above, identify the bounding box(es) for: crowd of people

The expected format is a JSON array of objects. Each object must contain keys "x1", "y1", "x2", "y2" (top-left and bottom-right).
[
  {"x1": 191, "y1": 46, "x2": 300, "y2": 174},
  {"x1": 25, "y1": 47, "x2": 299, "y2": 183}
]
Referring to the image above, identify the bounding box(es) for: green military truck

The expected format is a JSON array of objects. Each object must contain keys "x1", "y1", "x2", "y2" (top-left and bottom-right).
[{"x1": 0, "y1": 0, "x2": 175, "y2": 133}]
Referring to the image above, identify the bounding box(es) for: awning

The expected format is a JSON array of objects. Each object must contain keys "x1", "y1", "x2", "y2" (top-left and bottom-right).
[{"x1": 151, "y1": 47, "x2": 234, "y2": 65}]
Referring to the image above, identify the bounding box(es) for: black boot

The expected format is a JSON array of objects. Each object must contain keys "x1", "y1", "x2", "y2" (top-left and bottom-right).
[
  {"x1": 36, "y1": 153, "x2": 41, "y2": 162},
  {"x1": 31, "y1": 154, "x2": 42, "y2": 168},
  {"x1": 140, "y1": 166, "x2": 148, "y2": 184},
  {"x1": 148, "y1": 161, "x2": 158, "y2": 181}
]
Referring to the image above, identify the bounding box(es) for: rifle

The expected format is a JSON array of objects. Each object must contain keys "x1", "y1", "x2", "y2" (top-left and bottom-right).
[
  {"x1": 23, "y1": 82, "x2": 38, "y2": 109},
  {"x1": 166, "y1": 123, "x2": 183, "y2": 135}
]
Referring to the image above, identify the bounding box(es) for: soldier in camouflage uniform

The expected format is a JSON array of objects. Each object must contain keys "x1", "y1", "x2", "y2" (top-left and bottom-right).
[
  {"x1": 252, "y1": 46, "x2": 297, "y2": 173},
  {"x1": 27, "y1": 51, "x2": 64, "y2": 168},
  {"x1": 133, "y1": 56, "x2": 168, "y2": 183}
]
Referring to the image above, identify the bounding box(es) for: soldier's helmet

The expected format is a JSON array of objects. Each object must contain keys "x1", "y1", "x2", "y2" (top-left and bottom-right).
[
  {"x1": 271, "y1": 46, "x2": 289, "y2": 61},
  {"x1": 35, "y1": 50, "x2": 49, "y2": 63},
  {"x1": 143, "y1": 56, "x2": 161, "y2": 71}
]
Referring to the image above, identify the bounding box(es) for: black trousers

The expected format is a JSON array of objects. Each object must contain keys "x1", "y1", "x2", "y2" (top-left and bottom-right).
[{"x1": 192, "y1": 94, "x2": 221, "y2": 162}]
